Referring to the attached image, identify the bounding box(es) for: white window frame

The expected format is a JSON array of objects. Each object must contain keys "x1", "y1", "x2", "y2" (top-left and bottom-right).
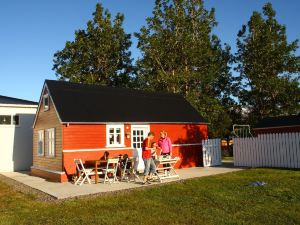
[
  {"x1": 46, "y1": 128, "x2": 55, "y2": 157},
  {"x1": 0, "y1": 114, "x2": 12, "y2": 126},
  {"x1": 43, "y1": 94, "x2": 49, "y2": 111},
  {"x1": 0, "y1": 114, "x2": 20, "y2": 127},
  {"x1": 37, "y1": 130, "x2": 44, "y2": 156},
  {"x1": 106, "y1": 124, "x2": 125, "y2": 147}
]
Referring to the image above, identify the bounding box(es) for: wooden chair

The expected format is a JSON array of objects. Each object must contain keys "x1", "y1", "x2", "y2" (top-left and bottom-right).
[
  {"x1": 102, "y1": 158, "x2": 119, "y2": 184},
  {"x1": 74, "y1": 159, "x2": 96, "y2": 185}
]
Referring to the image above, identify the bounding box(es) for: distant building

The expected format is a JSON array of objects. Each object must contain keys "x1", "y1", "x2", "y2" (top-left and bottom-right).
[
  {"x1": 0, "y1": 95, "x2": 37, "y2": 172},
  {"x1": 254, "y1": 114, "x2": 300, "y2": 135}
]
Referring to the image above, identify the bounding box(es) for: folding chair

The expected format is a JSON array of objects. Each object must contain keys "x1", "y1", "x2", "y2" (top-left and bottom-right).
[
  {"x1": 120, "y1": 157, "x2": 129, "y2": 182},
  {"x1": 102, "y1": 158, "x2": 119, "y2": 184},
  {"x1": 74, "y1": 159, "x2": 96, "y2": 185},
  {"x1": 121, "y1": 157, "x2": 142, "y2": 183}
]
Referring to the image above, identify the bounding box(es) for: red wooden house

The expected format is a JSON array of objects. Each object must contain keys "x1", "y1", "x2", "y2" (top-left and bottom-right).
[
  {"x1": 254, "y1": 114, "x2": 300, "y2": 135},
  {"x1": 31, "y1": 80, "x2": 208, "y2": 182}
]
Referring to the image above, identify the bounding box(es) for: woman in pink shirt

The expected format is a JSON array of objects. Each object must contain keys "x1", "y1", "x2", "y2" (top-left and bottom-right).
[
  {"x1": 158, "y1": 130, "x2": 172, "y2": 155},
  {"x1": 158, "y1": 130, "x2": 172, "y2": 173}
]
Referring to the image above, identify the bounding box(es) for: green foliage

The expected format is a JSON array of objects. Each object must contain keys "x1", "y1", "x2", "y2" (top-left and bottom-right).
[
  {"x1": 53, "y1": 3, "x2": 133, "y2": 87},
  {"x1": 235, "y1": 2, "x2": 300, "y2": 126},
  {"x1": 135, "y1": 0, "x2": 237, "y2": 137},
  {"x1": 1, "y1": 169, "x2": 300, "y2": 225}
]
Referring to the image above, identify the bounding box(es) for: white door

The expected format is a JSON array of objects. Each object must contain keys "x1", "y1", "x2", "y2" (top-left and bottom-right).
[{"x1": 131, "y1": 125, "x2": 150, "y2": 172}]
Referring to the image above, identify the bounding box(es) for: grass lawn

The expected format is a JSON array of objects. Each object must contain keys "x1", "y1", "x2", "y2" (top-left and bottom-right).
[
  {"x1": 1, "y1": 168, "x2": 300, "y2": 225},
  {"x1": 222, "y1": 156, "x2": 234, "y2": 161}
]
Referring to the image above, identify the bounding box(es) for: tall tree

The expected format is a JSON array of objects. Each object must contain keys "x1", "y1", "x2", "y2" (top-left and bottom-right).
[
  {"x1": 235, "y1": 3, "x2": 300, "y2": 125},
  {"x1": 53, "y1": 3, "x2": 133, "y2": 87},
  {"x1": 135, "y1": 0, "x2": 236, "y2": 137}
]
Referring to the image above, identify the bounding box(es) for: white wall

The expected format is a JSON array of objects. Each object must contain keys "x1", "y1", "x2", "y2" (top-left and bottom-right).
[{"x1": 0, "y1": 105, "x2": 37, "y2": 172}]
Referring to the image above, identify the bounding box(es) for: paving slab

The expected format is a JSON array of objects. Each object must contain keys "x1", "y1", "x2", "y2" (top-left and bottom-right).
[{"x1": 1, "y1": 162, "x2": 244, "y2": 199}]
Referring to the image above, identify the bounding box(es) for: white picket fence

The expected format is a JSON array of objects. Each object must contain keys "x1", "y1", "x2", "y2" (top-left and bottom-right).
[
  {"x1": 234, "y1": 133, "x2": 300, "y2": 168},
  {"x1": 202, "y1": 139, "x2": 222, "y2": 167}
]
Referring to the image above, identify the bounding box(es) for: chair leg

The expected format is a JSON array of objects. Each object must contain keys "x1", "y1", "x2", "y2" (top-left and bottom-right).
[{"x1": 75, "y1": 173, "x2": 83, "y2": 185}]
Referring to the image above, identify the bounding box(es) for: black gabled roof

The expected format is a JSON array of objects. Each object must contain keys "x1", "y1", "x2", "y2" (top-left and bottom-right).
[
  {"x1": 0, "y1": 95, "x2": 38, "y2": 105},
  {"x1": 255, "y1": 114, "x2": 300, "y2": 129},
  {"x1": 45, "y1": 80, "x2": 207, "y2": 123}
]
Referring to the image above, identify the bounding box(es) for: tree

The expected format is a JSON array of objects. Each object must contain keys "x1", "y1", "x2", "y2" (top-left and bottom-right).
[
  {"x1": 235, "y1": 2, "x2": 300, "y2": 126},
  {"x1": 135, "y1": 0, "x2": 236, "y2": 137},
  {"x1": 53, "y1": 3, "x2": 133, "y2": 87}
]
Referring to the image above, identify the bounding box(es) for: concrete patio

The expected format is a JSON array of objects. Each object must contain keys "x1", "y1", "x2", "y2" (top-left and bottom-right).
[{"x1": 1, "y1": 162, "x2": 243, "y2": 199}]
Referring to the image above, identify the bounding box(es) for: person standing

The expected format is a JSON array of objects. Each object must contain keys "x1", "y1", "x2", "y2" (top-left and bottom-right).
[
  {"x1": 158, "y1": 130, "x2": 172, "y2": 174},
  {"x1": 142, "y1": 131, "x2": 156, "y2": 184}
]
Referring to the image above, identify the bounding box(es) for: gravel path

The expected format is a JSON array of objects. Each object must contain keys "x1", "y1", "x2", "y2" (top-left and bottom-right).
[{"x1": 0, "y1": 173, "x2": 56, "y2": 202}]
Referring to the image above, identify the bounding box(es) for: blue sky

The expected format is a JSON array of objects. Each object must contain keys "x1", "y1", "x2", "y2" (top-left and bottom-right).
[{"x1": 0, "y1": 0, "x2": 299, "y2": 101}]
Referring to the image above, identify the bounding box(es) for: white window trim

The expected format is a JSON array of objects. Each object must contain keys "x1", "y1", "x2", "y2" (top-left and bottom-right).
[
  {"x1": 43, "y1": 94, "x2": 49, "y2": 111},
  {"x1": 46, "y1": 128, "x2": 55, "y2": 157},
  {"x1": 37, "y1": 130, "x2": 44, "y2": 156},
  {"x1": 0, "y1": 114, "x2": 20, "y2": 127},
  {"x1": 106, "y1": 124, "x2": 125, "y2": 147}
]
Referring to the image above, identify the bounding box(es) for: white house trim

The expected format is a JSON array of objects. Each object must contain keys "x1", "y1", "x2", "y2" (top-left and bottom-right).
[
  {"x1": 0, "y1": 104, "x2": 37, "y2": 108},
  {"x1": 63, "y1": 147, "x2": 133, "y2": 153},
  {"x1": 172, "y1": 143, "x2": 202, "y2": 147},
  {"x1": 31, "y1": 166, "x2": 65, "y2": 175},
  {"x1": 62, "y1": 143, "x2": 202, "y2": 153}
]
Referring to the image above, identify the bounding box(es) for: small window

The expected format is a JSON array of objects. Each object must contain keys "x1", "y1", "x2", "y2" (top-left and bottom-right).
[
  {"x1": 47, "y1": 128, "x2": 55, "y2": 157},
  {"x1": 43, "y1": 94, "x2": 49, "y2": 111},
  {"x1": 106, "y1": 124, "x2": 124, "y2": 147},
  {"x1": 38, "y1": 130, "x2": 44, "y2": 156},
  {"x1": 13, "y1": 115, "x2": 19, "y2": 126},
  {"x1": 0, "y1": 115, "x2": 11, "y2": 125}
]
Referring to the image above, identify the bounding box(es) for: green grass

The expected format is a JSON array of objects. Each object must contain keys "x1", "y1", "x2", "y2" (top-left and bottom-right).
[
  {"x1": 1, "y1": 169, "x2": 300, "y2": 225},
  {"x1": 222, "y1": 156, "x2": 233, "y2": 160}
]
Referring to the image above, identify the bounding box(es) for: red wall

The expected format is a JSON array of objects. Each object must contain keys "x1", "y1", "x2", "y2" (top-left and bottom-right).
[
  {"x1": 254, "y1": 126, "x2": 300, "y2": 135},
  {"x1": 150, "y1": 124, "x2": 208, "y2": 168},
  {"x1": 62, "y1": 123, "x2": 208, "y2": 178}
]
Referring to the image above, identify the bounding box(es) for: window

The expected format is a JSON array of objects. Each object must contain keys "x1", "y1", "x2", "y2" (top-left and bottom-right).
[
  {"x1": 43, "y1": 94, "x2": 49, "y2": 111},
  {"x1": 46, "y1": 128, "x2": 55, "y2": 157},
  {"x1": 106, "y1": 124, "x2": 124, "y2": 147},
  {"x1": 0, "y1": 115, "x2": 11, "y2": 125},
  {"x1": 13, "y1": 115, "x2": 19, "y2": 125},
  {"x1": 38, "y1": 130, "x2": 44, "y2": 156},
  {"x1": 0, "y1": 115, "x2": 19, "y2": 126}
]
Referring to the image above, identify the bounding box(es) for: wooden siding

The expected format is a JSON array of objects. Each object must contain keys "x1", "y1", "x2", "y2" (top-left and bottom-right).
[
  {"x1": 62, "y1": 124, "x2": 131, "y2": 150},
  {"x1": 33, "y1": 87, "x2": 63, "y2": 172},
  {"x1": 254, "y1": 126, "x2": 300, "y2": 135},
  {"x1": 150, "y1": 124, "x2": 208, "y2": 168},
  {"x1": 150, "y1": 124, "x2": 208, "y2": 143}
]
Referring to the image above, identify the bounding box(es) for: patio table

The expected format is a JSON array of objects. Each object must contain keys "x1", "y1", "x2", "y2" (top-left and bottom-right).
[
  {"x1": 155, "y1": 157, "x2": 180, "y2": 182},
  {"x1": 85, "y1": 159, "x2": 108, "y2": 184}
]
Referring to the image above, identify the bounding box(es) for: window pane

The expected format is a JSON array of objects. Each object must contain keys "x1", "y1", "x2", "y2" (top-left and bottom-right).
[
  {"x1": 116, "y1": 133, "x2": 121, "y2": 144},
  {"x1": 109, "y1": 134, "x2": 114, "y2": 144},
  {"x1": 109, "y1": 128, "x2": 114, "y2": 134},
  {"x1": 137, "y1": 137, "x2": 140, "y2": 142},
  {"x1": 116, "y1": 128, "x2": 121, "y2": 134},
  {"x1": 141, "y1": 130, "x2": 144, "y2": 136},
  {"x1": 38, "y1": 141, "x2": 43, "y2": 155},
  {"x1": 13, "y1": 115, "x2": 19, "y2": 125},
  {"x1": 133, "y1": 143, "x2": 136, "y2": 148},
  {"x1": 0, "y1": 115, "x2": 11, "y2": 125},
  {"x1": 137, "y1": 143, "x2": 140, "y2": 148},
  {"x1": 44, "y1": 95, "x2": 49, "y2": 110},
  {"x1": 133, "y1": 130, "x2": 136, "y2": 135},
  {"x1": 137, "y1": 130, "x2": 140, "y2": 135},
  {"x1": 133, "y1": 137, "x2": 136, "y2": 142}
]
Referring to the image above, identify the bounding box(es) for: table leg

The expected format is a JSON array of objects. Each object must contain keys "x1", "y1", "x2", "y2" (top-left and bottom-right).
[{"x1": 95, "y1": 162, "x2": 98, "y2": 184}]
